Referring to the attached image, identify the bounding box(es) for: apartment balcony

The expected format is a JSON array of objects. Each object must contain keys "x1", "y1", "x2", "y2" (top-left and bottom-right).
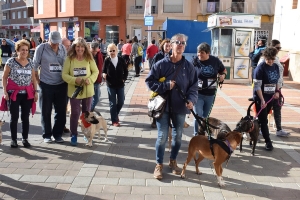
[
  {"x1": 197, "y1": 2, "x2": 275, "y2": 16},
  {"x1": 1, "y1": 3, "x2": 10, "y2": 10},
  {"x1": 2, "y1": 19, "x2": 11, "y2": 25},
  {"x1": 128, "y1": 5, "x2": 158, "y2": 15}
]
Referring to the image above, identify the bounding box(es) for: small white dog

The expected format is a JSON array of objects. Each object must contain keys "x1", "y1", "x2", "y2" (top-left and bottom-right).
[
  {"x1": 0, "y1": 120, "x2": 5, "y2": 144},
  {"x1": 79, "y1": 111, "x2": 108, "y2": 147}
]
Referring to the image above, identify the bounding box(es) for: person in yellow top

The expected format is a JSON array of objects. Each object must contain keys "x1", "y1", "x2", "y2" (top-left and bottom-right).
[{"x1": 62, "y1": 37, "x2": 99, "y2": 146}]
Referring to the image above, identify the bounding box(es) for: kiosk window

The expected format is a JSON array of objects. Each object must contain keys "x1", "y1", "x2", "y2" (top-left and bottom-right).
[{"x1": 220, "y1": 29, "x2": 232, "y2": 57}]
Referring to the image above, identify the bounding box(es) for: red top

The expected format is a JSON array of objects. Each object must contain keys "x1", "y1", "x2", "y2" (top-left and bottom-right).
[
  {"x1": 95, "y1": 51, "x2": 104, "y2": 83},
  {"x1": 121, "y1": 43, "x2": 132, "y2": 56},
  {"x1": 146, "y1": 44, "x2": 159, "y2": 59}
]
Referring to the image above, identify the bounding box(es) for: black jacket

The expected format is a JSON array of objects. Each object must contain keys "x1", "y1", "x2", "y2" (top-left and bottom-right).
[
  {"x1": 1, "y1": 44, "x2": 12, "y2": 57},
  {"x1": 151, "y1": 50, "x2": 171, "y2": 67},
  {"x1": 103, "y1": 56, "x2": 128, "y2": 88}
]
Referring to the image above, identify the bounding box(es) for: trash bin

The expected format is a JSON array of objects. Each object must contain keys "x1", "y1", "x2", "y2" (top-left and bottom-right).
[{"x1": 280, "y1": 53, "x2": 290, "y2": 76}]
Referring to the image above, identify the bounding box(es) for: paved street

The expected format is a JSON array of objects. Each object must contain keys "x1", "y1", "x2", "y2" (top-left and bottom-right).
[{"x1": 0, "y1": 64, "x2": 300, "y2": 200}]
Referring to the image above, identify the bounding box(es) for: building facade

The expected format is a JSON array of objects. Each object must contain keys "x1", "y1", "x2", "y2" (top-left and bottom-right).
[
  {"x1": 127, "y1": 0, "x2": 275, "y2": 42},
  {"x1": 33, "y1": 0, "x2": 126, "y2": 43},
  {"x1": 273, "y1": 0, "x2": 300, "y2": 81},
  {"x1": 1, "y1": 0, "x2": 39, "y2": 39}
]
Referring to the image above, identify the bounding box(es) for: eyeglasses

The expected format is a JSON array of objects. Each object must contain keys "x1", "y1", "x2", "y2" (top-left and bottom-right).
[
  {"x1": 172, "y1": 40, "x2": 187, "y2": 46},
  {"x1": 109, "y1": 50, "x2": 115, "y2": 52},
  {"x1": 275, "y1": 47, "x2": 282, "y2": 50}
]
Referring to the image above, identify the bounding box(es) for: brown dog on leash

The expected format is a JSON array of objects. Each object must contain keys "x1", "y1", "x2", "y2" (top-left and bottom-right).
[{"x1": 180, "y1": 131, "x2": 242, "y2": 186}]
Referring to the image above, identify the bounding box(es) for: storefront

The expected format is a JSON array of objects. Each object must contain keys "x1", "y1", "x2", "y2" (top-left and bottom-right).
[{"x1": 207, "y1": 13, "x2": 261, "y2": 83}]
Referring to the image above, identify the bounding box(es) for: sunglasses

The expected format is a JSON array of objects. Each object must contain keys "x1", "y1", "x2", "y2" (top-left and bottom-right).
[
  {"x1": 172, "y1": 40, "x2": 187, "y2": 45},
  {"x1": 109, "y1": 50, "x2": 115, "y2": 52},
  {"x1": 275, "y1": 47, "x2": 282, "y2": 50}
]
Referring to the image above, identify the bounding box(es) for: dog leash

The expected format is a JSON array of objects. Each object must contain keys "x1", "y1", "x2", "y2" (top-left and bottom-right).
[
  {"x1": 255, "y1": 90, "x2": 284, "y2": 118},
  {"x1": 173, "y1": 83, "x2": 219, "y2": 131}
]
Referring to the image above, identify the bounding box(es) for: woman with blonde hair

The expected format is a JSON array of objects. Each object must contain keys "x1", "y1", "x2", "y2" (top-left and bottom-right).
[
  {"x1": 1, "y1": 39, "x2": 38, "y2": 148},
  {"x1": 103, "y1": 43, "x2": 128, "y2": 127},
  {"x1": 62, "y1": 37, "x2": 99, "y2": 146}
]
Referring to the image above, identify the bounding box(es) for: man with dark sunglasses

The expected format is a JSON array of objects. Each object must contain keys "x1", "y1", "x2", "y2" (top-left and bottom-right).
[
  {"x1": 1, "y1": 39, "x2": 12, "y2": 68},
  {"x1": 146, "y1": 33, "x2": 198, "y2": 180}
]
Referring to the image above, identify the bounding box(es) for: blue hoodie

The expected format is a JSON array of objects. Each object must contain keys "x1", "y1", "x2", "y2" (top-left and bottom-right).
[{"x1": 145, "y1": 55, "x2": 198, "y2": 114}]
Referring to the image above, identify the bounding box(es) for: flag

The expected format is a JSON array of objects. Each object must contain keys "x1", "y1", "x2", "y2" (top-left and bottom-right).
[{"x1": 144, "y1": 0, "x2": 151, "y2": 17}]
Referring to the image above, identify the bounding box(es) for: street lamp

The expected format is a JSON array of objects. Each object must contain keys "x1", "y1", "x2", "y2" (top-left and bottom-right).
[{"x1": 109, "y1": 31, "x2": 113, "y2": 43}]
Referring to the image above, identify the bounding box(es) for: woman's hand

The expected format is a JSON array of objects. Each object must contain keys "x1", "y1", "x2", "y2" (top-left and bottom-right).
[
  {"x1": 75, "y1": 77, "x2": 83, "y2": 85},
  {"x1": 260, "y1": 99, "x2": 266, "y2": 109},
  {"x1": 85, "y1": 79, "x2": 90, "y2": 85},
  {"x1": 170, "y1": 80, "x2": 176, "y2": 90},
  {"x1": 103, "y1": 73, "x2": 107, "y2": 79},
  {"x1": 186, "y1": 101, "x2": 193, "y2": 110},
  {"x1": 4, "y1": 91, "x2": 9, "y2": 101},
  {"x1": 273, "y1": 92, "x2": 280, "y2": 99},
  {"x1": 34, "y1": 92, "x2": 38, "y2": 102},
  {"x1": 219, "y1": 74, "x2": 225, "y2": 82}
]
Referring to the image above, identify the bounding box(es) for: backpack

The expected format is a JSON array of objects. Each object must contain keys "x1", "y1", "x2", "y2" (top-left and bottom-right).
[{"x1": 137, "y1": 45, "x2": 143, "y2": 56}]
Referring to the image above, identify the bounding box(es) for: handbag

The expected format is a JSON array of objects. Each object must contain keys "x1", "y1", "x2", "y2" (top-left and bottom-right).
[
  {"x1": 147, "y1": 65, "x2": 182, "y2": 119},
  {"x1": 71, "y1": 79, "x2": 84, "y2": 99}
]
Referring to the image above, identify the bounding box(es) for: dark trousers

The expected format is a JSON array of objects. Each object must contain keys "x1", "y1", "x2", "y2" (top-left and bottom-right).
[
  {"x1": 39, "y1": 81, "x2": 67, "y2": 139},
  {"x1": 69, "y1": 97, "x2": 92, "y2": 136},
  {"x1": 273, "y1": 89, "x2": 283, "y2": 131},
  {"x1": 9, "y1": 93, "x2": 33, "y2": 141},
  {"x1": 134, "y1": 56, "x2": 142, "y2": 75},
  {"x1": 255, "y1": 99, "x2": 273, "y2": 143},
  {"x1": 122, "y1": 55, "x2": 130, "y2": 65}
]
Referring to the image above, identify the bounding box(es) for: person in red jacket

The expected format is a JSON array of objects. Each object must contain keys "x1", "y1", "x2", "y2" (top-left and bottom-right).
[
  {"x1": 90, "y1": 42, "x2": 104, "y2": 111},
  {"x1": 146, "y1": 39, "x2": 159, "y2": 70}
]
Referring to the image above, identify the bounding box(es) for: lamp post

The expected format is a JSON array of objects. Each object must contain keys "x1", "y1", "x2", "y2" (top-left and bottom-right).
[{"x1": 109, "y1": 31, "x2": 113, "y2": 43}]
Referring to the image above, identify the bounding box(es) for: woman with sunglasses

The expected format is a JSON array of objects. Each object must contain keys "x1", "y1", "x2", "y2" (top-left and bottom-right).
[
  {"x1": 257, "y1": 40, "x2": 289, "y2": 137},
  {"x1": 102, "y1": 43, "x2": 128, "y2": 127},
  {"x1": 253, "y1": 47, "x2": 280, "y2": 151},
  {"x1": 191, "y1": 42, "x2": 226, "y2": 136},
  {"x1": 62, "y1": 37, "x2": 99, "y2": 146}
]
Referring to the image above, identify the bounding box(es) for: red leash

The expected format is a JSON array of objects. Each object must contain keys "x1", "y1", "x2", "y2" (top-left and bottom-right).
[{"x1": 255, "y1": 90, "x2": 284, "y2": 118}]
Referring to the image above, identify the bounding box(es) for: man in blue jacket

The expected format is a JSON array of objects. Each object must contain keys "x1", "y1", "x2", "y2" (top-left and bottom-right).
[
  {"x1": 145, "y1": 33, "x2": 198, "y2": 180},
  {"x1": 249, "y1": 36, "x2": 267, "y2": 82}
]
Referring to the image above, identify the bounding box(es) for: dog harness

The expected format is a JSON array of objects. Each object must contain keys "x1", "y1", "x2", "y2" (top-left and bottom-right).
[
  {"x1": 209, "y1": 138, "x2": 233, "y2": 165},
  {"x1": 80, "y1": 113, "x2": 91, "y2": 128}
]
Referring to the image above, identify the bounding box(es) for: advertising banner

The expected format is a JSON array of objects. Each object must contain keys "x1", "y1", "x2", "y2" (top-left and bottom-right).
[
  {"x1": 235, "y1": 31, "x2": 251, "y2": 56},
  {"x1": 208, "y1": 15, "x2": 261, "y2": 28},
  {"x1": 234, "y1": 58, "x2": 249, "y2": 79}
]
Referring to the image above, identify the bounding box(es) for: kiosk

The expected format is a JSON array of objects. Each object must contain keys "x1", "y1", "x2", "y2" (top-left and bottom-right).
[{"x1": 207, "y1": 13, "x2": 262, "y2": 83}]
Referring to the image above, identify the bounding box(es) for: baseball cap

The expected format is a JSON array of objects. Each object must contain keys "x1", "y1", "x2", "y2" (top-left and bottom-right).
[{"x1": 49, "y1": 31, "x2": 62, "y2": 44}]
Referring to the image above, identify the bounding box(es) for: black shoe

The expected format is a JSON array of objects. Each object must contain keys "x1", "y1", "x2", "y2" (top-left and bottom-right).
[
  {"x1": 22, "y1": 139, "x2": 31, "y2": 148},
  {"x1": 11, "y1": 140, "x2": 18, "y2": 148},
  {"x1": 265, "y1": 141, "x2": 273, "y2": 151},
  {"x1": 135, "y1": 74, "x2": 140, "y2": 77},
  {"x1": 63, "y1": 127, "x2": 70, "y2": 133}
]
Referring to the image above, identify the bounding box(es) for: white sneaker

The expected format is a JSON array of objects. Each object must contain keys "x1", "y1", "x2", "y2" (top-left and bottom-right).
[
  {"x1": 276, "y1": 130, "x2": 290, "y2": 137},
  {"x1": 259, "y1": 130, "x2": 262, "y2": 135},
  {"x1": 44, "y1": 138, "x2": 52, "y2": 143}
]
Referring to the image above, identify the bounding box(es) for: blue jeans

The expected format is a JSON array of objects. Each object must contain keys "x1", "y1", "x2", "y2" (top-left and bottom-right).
[
  {"x1": 193, "y1": 93, "x2": 215, "y2": 135},
  {"x1": 156, "y1": 112, "x2": 186, "y2": 164},
  {"x1": 91, "y1": 83, "x2": 101, "y2": 111},
  {"x1": 39, "y1": 81, "x2": 67, "y2": 139},
  {"x1": 107, "y1": 86, "x2": 125, "y2": 123}
]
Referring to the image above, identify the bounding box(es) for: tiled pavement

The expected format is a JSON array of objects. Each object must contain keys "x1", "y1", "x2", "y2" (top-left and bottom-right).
[{"x1": 0, "y1": 64, "x2": 300, "y2": 200}]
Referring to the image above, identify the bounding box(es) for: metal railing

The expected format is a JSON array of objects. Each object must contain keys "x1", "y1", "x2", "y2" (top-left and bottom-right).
[
  {"x1": 2, "y1": 19, "x2": 11, "y2": 25},
  {"x1": 197, "y1": 2, "x2": 275, "y2": 15},
  {"x1": 129, "y1": 6, "x2": 158, "y2": 14},
  {"x1": 1, "y1": 3, "x2": 10, "y2": 10}
]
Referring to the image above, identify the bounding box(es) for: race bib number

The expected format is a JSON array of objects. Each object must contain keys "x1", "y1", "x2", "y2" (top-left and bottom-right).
[
  {"x1": 73, "y1": 67, "x2": 87, "y2": 77},
  {"x1": 264, "y1": 84, "x2": 276, "y2": 94},
  {"x1": 16, "y1": 69, "x2": 31, "y2": 75},
  {"x1": 49, "y1": 63, "x2": 62, "y2": 73},
  {"x1": 207, "y1": 78, "x2": 217, "y2": 89},
  {"x1": 198, "y1": 79, "x2": 203, "y2": 89},
  {"x1": 3, "y1": 53, "x2": 8, "y2": 56}
]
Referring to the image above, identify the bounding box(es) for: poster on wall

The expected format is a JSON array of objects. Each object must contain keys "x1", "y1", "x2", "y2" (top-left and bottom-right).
[
  {"x1": 235, "y1": 31, "x2": 251, "y2": 57},
  {"x1": 84, "y1": 22, "x2": 99, "y2": 42},
  {"x1": 44, "y1": 23, "x2": 50, "y2": 40},
  {"x1": 234, "y1": 58, "x2": 249, "y2": 79},
  {"x1": 67, "y1": 25, "x2": 74, "y2": 40}
]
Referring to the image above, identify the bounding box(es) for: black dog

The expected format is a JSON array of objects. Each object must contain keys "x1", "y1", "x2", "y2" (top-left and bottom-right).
[
  {"x1": 235, "y1": 101, "x2": 260, "y2": 156},
  {"x1": 198, "y1": 117, "x2": 231, "y2": 141}
]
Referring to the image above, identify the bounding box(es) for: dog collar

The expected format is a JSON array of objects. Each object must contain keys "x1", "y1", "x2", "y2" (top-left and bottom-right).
[
  {"x1": 80, "y1": 113, "x2": 91, "y2": 128},
  {"x1": 248, "y1": 120, "x2": 254, "y2": 133}
]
